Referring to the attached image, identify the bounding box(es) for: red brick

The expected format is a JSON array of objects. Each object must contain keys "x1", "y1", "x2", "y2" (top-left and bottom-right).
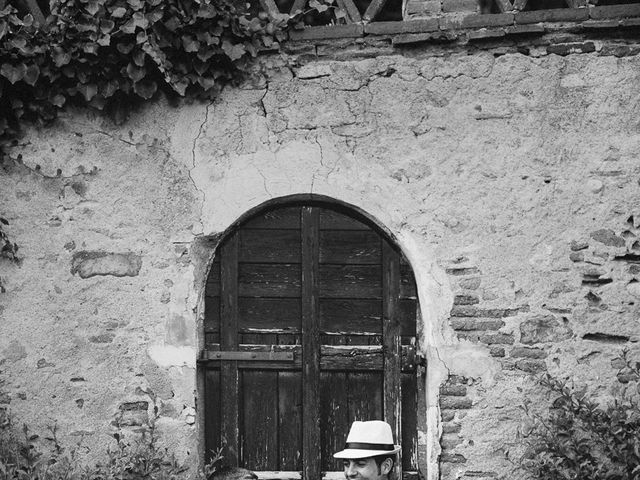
[
  {"x1": 453, "y1": 294, "x2": 480, "y2": 305},
  {"x1": 590, "y1": 3, "x2": 640, "y2": 19},
  {"x1": 440, "y1": 453, "x2": 467, "y2": 463},
  {"x1": 546, "y1": 42, "x2": 596, "y2": 55},
  {"x1": 440, "y1": 385, "x2": 468, "y2": 396},
  {"x1": 288, "y1": 24, "x2": 364, "y2": 41},
  {"x1": 440, "y1": 396, "x2": 473, "y2": 409},
  {"x1": 505, "y1": 24, "x2": 545, "y2": 34},
  {"x1": 450, "y1": 318, "x2": 504, "y2": 331},
  {"x1": 392, "y1": 30, "x2": 459, "y2": 44},
  {"x1": 446, "y1": 266, "x2": 480, "y2": 275},
  {"x1": 510, "y1": 346, "x2": 546, "y2": 358},
  {"x1": 451, "y1": 306, "x2": 527, "y2": 317},
  {"x1": 364, "y1": 19, "x2": 439, "y2": 35},
  {"x1": 515, "y1": 7, "x2": 589, "y2": 24},
  {"x1": 515, "y1": 359, "x2": 547, "y2": 373},
  {"x1": 581, "y1": 19, "x2": 620, "y2": 29}
]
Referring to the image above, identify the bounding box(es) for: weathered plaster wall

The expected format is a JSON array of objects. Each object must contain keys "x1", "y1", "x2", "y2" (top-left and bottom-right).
[{"x1": 2, "y1": 45, "x2": 640, "y2": 480}]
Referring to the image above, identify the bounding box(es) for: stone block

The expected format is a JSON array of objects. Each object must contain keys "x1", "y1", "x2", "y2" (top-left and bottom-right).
[
  {"x1": 590, "y1": 228, "x2": 625, "y2": 247},
  {"x1": 489, "y1": 346, "x2": 505, "y2": 357},
  {"x1": 440, "y1": 453, "x2": 467, "y2": 463},
  {"x1": 451, "y1": 306, "x2": 527, "y2": 318},
  {"x1": 442, "y1": 422, "x2": 462, "y2": 434},
  {"x1": 514, "y1": 8, "x2": 588, "y2": 24},
  {"x1": 442, "y1": 0, "x2": 478, "y2": 13},
  {"x1": 515, "y1": 359, "x2": 547, "y2": 373},
  {"x1": 520, "y1": 315, "x2": 573, "y2": 344},
  {"x1": 450, "y1": 318, "x2": 504, "y2": 331},
  {"x1": 71, "y1": 251, "x2": 142, "y2": 279},
  {"x1": 441, "y1": 433, "x2": 463, "y2": 449},
  {"x1": 446, "y1": 267, "x2": 481, "y2": 276},
  {"x1": 453, "y1": 294, "x2": 480, "y2": 305},
  {"x1": 510, "y1": 346, "x2": 546, "y2": 358},
  {"x1": 459, "y1": 277, "x2": 481, "y2": 289},
  {"x1": 440, "y1": 396, "x2": 473, "y2": 409},
  {"x1": 440, "y1": 385, "x2": 468, "y2": 396}
]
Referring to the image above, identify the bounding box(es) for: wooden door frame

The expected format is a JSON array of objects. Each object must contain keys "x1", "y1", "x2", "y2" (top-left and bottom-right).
[{"x1": 197, "y1": 195, "x2": 425, "y2": 480}]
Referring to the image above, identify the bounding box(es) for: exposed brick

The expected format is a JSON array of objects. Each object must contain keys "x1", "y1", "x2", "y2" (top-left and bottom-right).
[
  {"x1": 504, "y1": 24, "x2": 545, "y2": 35},
  {"x1": 442, "y1": 423, "x2": 462, "y2": 434},
  {"x1": 440, "y1": 385, "x2": 467, "y2": 396},
  {"x1": 440, "y1": 453, "x2": 467, "y2": 463},
  {"x1": 515, "y1": 7, "x2": 589, "y2": 24},
  {"x1": 515, "y1": 359, "x2": 547, "y2": 373},
  {"x1": 441, "y1": 434, "x2": 463, "y2": 450},
  {"x1": 590, "y1": 228, "x2": 625, "y2": 247},
  {"x1": 446, "y1": 267, "x2": 480, "y2": 276},
  {"x1": 582, "y1": 19, "x2": 620, "y2": 29},
  {"x1": 450, "y1": 318, "x2": 504, "y2": 331},
  {"x1": 443, "y1": 0, "x2": 478, "y2": 13},
  {"x1": 569, "y1": 252, "x2": 584, "y2": 262},
  {"x1": 119, "y1": 401, "x2": 149, "y2": 411},
  {"x1": 620, "y1": 17, "x2": 640, "y2": 26},
  {"x1": 546, "y1": 42, "x2": 596, "y2": 56},
  {"x1": 459, "y1": 277, "x2": 481, "y2": 289},
  {"x1": 467, "y1": 28, "x2": 506, "y2": 40},
  {"x1": 461, "y1": 12, "x2": 514, "y2": 28},
  {"x1": 440, "y1": 396, "x2": 473, "y2": 409},
  {"x1": 478, "y1": 332, "x2": 515, "y2": 345},
  {"x1": 289, "y1": 24, "x2": 364, "y2": 41},
  {"x1": 451, "y1": 306, "x2": 527, "y2": 317},
  {"x1": 510, "y1": 346, "x2": 547, "y2": 358},
  {"x1": 590, "y1": 3, "x2": 640, "y2": 19},
  {"x1": 392, "y1": 31, "x2": 459, "y2": 44},
  {"x1": 570, "y1": 240, "x2": 589, "y2": 251},
  {"x1": 441, "y1": 410, "x2": 456, "y2": 422},
  {"x1": 71, "y1": 251, "x2": 142, "y2": 279},
  {"x1": 454, "y1": 294, "x2": 480, "y2": 305},
  {"x1": 600, "y1": 44, "x2": 640, "y2": 57},
  {"x1": 490, "y1": 346, "x2": 505, "y2": 357},
  {"x1": 520, "y1": 315, "x2": 573, "y2": 344},
  {"x1": 364, "y1": 19, "x2": 439, "y2": 35}
]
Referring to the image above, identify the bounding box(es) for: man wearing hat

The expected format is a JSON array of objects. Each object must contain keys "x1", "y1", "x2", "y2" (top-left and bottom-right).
[{"x1": 333, "y1": 421, "x2": 401, "y2": 480}]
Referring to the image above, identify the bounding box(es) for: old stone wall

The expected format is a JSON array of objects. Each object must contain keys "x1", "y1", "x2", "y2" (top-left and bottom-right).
[{"x1": 1, "y1": 32, "x2": 640, "y2": 480}]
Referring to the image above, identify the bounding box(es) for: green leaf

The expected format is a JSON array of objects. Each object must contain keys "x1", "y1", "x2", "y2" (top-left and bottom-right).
[
  {"x1": 182, "y1": 35, "x2": 199, "y2": 52},
  {"x1": 111, "y1": 7, "x2": 127, "y2": 18},
  {"x1": 50, "y1": 94, "x2": 66, "y2": 107},
  {"x1": 126, "y1": 62, "x2": 145, "y2": 82},
  {"x1": 23, "y1": 64, "x2": 39, "y2": 85},
  {"x1": 77, "y1": 83, "x2": 98, "y2": 101},
  {"x1": 52, "y1": 48, "x2": 71, "y2": 67},
  {"x1": 99, "y1": 18, "x2": 115, "y2": 33},
  {"x1": 133, "y1": 80, "x2": 157, "y2": 99},
  {"x1": 1, "y1": 63, "x2": 26, "y2": 84},
  {"x1": 221, "y1": 40, "x2": 245, "y2": 61},
  {"x1": 86, "y1": 1, "x2": 100, "y2": 15}
]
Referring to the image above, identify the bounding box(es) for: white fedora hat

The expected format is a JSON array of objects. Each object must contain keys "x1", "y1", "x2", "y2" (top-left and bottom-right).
[{"x1": 333, "y1": 421, "x2": 401, "y2": 459}]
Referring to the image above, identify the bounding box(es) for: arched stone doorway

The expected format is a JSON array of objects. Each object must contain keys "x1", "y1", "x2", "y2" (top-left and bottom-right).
[{"x1": 199, "y1": 199, "x2": 424, "y2": 480}]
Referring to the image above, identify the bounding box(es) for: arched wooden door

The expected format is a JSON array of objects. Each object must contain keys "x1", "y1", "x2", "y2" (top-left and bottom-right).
[{"x1": 200, "y1": 203, "x2": 421, "y2": 480}]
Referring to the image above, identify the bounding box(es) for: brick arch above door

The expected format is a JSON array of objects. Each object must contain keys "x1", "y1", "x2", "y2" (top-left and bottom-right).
[{"x1": 198, "y1": 199, "x2": 427, "y2": 480}]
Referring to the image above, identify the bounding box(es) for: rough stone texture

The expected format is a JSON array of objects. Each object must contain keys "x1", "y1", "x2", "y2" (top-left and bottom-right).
[
  {"x1": 70, "y1": 251, "x2": 143, "y2": 278},
  {"x1": 2, "y1": 34, "x2": 640, "y2": 480}
]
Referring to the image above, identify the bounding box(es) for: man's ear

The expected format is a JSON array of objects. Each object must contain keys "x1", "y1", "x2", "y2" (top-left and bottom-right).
[{"x1": 380, "y1": 458, "x2": 393, "y2": 475}]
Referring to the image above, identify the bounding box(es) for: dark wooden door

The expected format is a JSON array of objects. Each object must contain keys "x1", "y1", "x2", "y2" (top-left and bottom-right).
[{"x1": 201, "y1": 204, "x2": 419, "y2": 480}]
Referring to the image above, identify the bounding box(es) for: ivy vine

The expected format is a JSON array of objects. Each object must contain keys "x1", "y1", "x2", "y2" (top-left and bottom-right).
[{"x1": 0, "y1": 0, "x2": 300, "y2": 145}]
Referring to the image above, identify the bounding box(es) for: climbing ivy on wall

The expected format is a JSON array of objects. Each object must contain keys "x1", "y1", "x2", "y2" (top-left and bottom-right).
[{"x1": 0, "y1": 0, "x2": 295, "y2": 145}]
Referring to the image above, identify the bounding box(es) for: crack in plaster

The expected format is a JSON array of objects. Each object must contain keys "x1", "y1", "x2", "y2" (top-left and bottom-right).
[{"x1": 189, "y1": 99, "x2": 215, "y2": 235}]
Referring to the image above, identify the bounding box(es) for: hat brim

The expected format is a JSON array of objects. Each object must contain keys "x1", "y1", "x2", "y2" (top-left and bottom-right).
[{"x1": 333, "y1": 446, "x2": 401, "y2": 459}]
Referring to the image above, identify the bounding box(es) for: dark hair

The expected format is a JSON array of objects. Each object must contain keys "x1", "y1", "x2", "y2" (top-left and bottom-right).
[{"x1": 373, "y1": 454, "x2": 396, "y2": 475}]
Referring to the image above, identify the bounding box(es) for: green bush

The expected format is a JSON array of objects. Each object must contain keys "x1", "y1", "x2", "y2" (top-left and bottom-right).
[{"x1": 519, "y1": 350, "x2": 640, "y2": 480}]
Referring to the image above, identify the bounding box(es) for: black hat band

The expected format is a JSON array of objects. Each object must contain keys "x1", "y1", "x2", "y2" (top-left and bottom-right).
[{"x1": 344, "y1": 442, "x2": 395, "y2": 451}]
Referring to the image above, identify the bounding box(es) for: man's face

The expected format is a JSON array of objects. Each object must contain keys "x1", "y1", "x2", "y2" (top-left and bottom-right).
[{"x1": 342, "y1": 458, "x2": 389, "y2": 480}]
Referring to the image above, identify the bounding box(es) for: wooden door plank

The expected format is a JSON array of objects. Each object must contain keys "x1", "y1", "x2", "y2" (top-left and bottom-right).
[
  {"x1": 347, "y1": 371, "x2": 383, "y2": 423},
  {"x1": 319, "y1": 210, "x2": 370, "y2": 230},
  {"x1": 238, "y1": 298, "x2": 302, "y2": 332},
  {"x1": 241, "y1": 370, "x2": 279, "y2": 470},
  {"x1": 320, "y1": 372, "x2": 349, "y2": 471},
  {"x1": 239, "y1": 264, "x2": 302, "y2": 297},
  {"x1": 319, "y1": 265, "x2": 382, "y2": 298},
  {"x1": 319, "y1": 231, "x2": 381, "y2": 265},
  {"x1": 320, "y1": 298, "x2": 382, "y2": 333},
  {"x1": 301, "y1": 207, "x2": 321, "y2": 480},
  {"x1": 240, "y1": 230, "x2": 301, "y2": 263},
  {"x1": 279, "y1": 371, "x2": 303, "y2": 470},
  {"x1": 204, "y1": 368, "x2": 221, "y2": 463},
  {"x1": 363, "y1": 0, "x2": 388, "y2": 22},
  {"x1": 336, "y1": 0, "x2": 362, "y2": 23},
  {"x1": 243, "y1": 207, "x2": 301, "y2": 229},
  {"x1": 401, "y1": 373, "x2": 418, "y2": 470},
  {"x1": 221, "y1": 235, "x2": 240, "y2": 467},
  {"x1": 382, "y1": 241, "x2": 402, "y2": 479}
]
